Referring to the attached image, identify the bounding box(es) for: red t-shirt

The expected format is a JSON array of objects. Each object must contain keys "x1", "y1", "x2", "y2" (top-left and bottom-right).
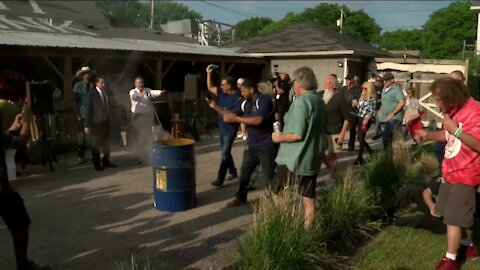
[{"x1": 442, "y1": 98, "x2": 480, "y2": 186}]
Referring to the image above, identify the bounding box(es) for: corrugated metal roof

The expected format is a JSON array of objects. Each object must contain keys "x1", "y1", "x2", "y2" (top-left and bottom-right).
[{"x1": 0, "y1": 30, "x2": 252, "y2": 58}]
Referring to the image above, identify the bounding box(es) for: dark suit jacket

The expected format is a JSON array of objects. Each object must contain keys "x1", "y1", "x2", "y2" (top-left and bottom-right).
[{"x1": 85, "y1": 89, "x2": 111, "y2": 128}]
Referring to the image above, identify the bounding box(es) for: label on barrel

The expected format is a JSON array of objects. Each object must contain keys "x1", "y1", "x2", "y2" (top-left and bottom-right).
[{"x1": 156, "y1": 169, "x2": 167, "y2": 191}]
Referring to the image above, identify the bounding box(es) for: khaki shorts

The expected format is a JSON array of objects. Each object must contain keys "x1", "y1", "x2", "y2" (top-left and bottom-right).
[
  {"x1": 435, "y1": 182, "x2": 477, "y2": 228},
  {"x1": 326, "y1": 134, "x2": 343, "y2": 154}
]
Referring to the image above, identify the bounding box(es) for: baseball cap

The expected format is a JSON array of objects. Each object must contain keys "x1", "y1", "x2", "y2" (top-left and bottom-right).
[{"x1": 383, "y1": 73, "x2": 394, "y2": 81}]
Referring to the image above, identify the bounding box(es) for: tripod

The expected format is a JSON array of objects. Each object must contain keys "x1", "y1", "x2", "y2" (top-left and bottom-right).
[{"x1": 23, "y1": 114, "x2": 57, "y2": 172}]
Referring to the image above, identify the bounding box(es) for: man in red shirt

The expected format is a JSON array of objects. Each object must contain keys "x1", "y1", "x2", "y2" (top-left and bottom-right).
[{"x1": 416, "y1": 77, "x2": 480, "y2": 270}]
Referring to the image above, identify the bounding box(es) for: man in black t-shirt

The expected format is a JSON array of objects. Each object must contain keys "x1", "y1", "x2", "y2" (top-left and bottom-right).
[
  {"x1": 341, "y1": 74, "x2": 361, "y2": 151},
  {"x1": 385, "y1": 177, "x2": 480, "y2": 235},
  {"x1": 208, "y1": 79, "x2": 275, "y2": 207},
  {"x1": 0, "y1": 107, "x2": 50, "y2": 270}
]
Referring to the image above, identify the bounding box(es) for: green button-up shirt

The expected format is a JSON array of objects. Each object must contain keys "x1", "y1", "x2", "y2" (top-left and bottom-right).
[
  {"x1": 379, "y1": 84, "x2": 405, "y2": 122},
  {"x1": 73, "y1": 81, "x2": 93, "y2": 119},
  {"x1": 275, "y1": 91, "x2": 327, "y2": 176}
]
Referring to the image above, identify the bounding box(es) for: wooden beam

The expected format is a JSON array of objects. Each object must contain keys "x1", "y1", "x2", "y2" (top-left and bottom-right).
[
  {"x1": 43, "y1": 57, "x2": 64, "y2": 79},
  {"x1": 143, "y1": 59, "x2": 157, "y2": 77},
  {"x1": 221, "y1": 61, "x2": 226, "y2": 77},
  {"x1": 155, "y1": 60, "x2": 162, "y2": 88},
  {"x1": 160, "y1": 60, "x2": 176, "y2": 80},
  {"x1": 63, "y1": 56, "x2": 73, "y2": 105},
  {"x1": 225, "y1": 62, "x2": 236, "y2": 75}
]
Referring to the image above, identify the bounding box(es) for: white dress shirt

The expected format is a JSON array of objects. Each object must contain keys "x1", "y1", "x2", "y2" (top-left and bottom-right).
[{"x1": 129, "y1": 87, "x2": 164, "y2": 114}]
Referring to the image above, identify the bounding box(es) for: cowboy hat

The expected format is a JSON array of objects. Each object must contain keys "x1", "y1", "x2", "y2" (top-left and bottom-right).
[{"x1": 75, "y1": 66, "x2": 93, "y2": 78}]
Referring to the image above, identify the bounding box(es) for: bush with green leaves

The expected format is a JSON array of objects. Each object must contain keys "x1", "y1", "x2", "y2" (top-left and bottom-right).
[
  {"x1": 237, "y1": 189, "x2": 348, "y2": 270},
  {"x1": 319, "y1": 168, "x2": 381, "y2": 253}
]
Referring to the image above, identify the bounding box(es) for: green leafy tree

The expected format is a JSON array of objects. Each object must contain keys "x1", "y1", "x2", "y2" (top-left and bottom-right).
[
  {"x1": 97, "y1": 0, "x2": 202, "y2": 29},
  {"x1": 421, "y1": 2, "x2": 477, "y2": 59},
  {"x1": 235, "y1": 17, "x2": 274, "y2": 41},
  {"x1": 260, "y1": 3, "x2": 381, "y2": 43},
  {"x1": 377, "y1": 29, "x2": 423, "y2": 50}
]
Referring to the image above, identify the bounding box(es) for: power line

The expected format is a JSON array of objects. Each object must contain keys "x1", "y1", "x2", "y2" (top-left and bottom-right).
[
  {"x1": 368, "y1": 8, "x2": 438, "y2": 15},
  {"x1": 199, "y1": 1, "x2": 258, "y2": 18},
  {"x1": 382, "y1": 25, "x2": 423, "y2": 30}
]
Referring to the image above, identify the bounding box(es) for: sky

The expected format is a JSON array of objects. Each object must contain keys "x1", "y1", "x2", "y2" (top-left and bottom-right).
[{"x1": 175, "y1": 1, "x2": 456, "y2": 32}]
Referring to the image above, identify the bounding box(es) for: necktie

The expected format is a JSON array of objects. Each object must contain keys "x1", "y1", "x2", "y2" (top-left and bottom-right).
[{"x1": 101, "y1": 91, "x2": 109, "y2": 111}]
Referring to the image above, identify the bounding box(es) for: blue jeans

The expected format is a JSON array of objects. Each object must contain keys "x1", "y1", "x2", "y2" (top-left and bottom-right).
[
  {"x1": 217, "y1": 133, "x2": 237, "y2": 181},
  {"x1": 236, "y1": 146, "x2": 276, "y2": 202},
  {"x1": 382, "y1": 119, "x2": 402, "y2": 149},
  {"x1": 373, "y1": 115, "x2": 382, "y2": 136}
]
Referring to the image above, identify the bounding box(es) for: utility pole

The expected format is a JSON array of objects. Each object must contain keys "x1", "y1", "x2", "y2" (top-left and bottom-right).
[
  {"x1": 150, "y1": 0, "x2": 155, "y2": 29},
  {"x1": 337, "y1": 8, "x2": 344, "y2": 34}
]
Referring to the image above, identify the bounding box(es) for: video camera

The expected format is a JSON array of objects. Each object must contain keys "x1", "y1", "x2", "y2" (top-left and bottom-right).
[{"x1": 268, "y1": 64, "x2": 280, "y2": 83}]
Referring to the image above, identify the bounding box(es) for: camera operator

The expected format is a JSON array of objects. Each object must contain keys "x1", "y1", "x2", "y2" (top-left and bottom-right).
[
  {"x1": 0, "y1": 105, "x2": 50, "y2": 270},
  {"x1": 206, "y1": 65, "x2": 242, "y2": 187},
  {"x1": 273, "y1": 73, "x2": 291, "y2": 131},
  {"x1": 207, "y1": 78, "x2": 275, "y2": 207},
  {"x1": 129, "y1": 77, "x2": 167, "y2": 165}
]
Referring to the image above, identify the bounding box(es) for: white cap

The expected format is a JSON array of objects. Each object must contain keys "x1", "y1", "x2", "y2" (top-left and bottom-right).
[{"x1": 237, "y1": 78, "x2": 245, "y2": 85}]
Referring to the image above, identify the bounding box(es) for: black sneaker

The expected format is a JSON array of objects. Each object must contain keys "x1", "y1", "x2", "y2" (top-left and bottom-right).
[
  {"x1": 226, "y1": 174, "x2": 238, "y2": 181},
  {"x1": 94, "y1": 164, "x2": 104, "y2": 171},
  {"x1": 372, "y1": 134, "x2": 382, "y2": 140},
  {"x1": 353, "y1": 158, "x2": 364, "y2": 165},
  {"x1": 211, "y1": 179, "x2": 224, "y2": 187},
  {"x1": 226, "y1": 198, "x2": 247, "y2": 207}
]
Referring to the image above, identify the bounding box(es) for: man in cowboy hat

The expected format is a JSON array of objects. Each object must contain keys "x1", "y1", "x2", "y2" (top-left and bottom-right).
[{"x1": 73, "y1": 66, "x2": 94, "y2": 164}]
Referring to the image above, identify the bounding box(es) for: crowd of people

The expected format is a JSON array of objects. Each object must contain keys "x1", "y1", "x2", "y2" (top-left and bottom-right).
[
  {"x1": 1, "y1": 61, "x2": 479, "y2": 269},
  {"x1": 205, "y1": 66, "x2": 480, "y2": 270}
]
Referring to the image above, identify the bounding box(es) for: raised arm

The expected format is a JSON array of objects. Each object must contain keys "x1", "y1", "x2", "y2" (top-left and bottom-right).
[{"x1": 206, "y1": 66, "x2": 218, "y2": 96}]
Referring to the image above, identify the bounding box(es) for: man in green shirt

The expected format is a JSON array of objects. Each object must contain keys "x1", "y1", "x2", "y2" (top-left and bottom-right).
[
  {"x1": 73, "y1": 66, "x2": 94, "y2": 164},
  {"x1": 272, "y1": 66, "x2": 327, "y2": 228},
  {"x1": 378, "y1": 73, "x2": 405, "y2": 149}
]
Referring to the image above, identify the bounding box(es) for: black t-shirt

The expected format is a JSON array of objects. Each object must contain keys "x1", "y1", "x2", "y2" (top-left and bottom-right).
[
  {"x1": 318, "y1": 90, "x2": 350, "y2": 135},
  {"x1": 231, "y1": 94, "x2": 275, "y2": 150},
  {"x1": 274, "y1": 93, "x2": 290, "y2": 127},
  {"x1": 374, "y1": 85, "x2": 383, "y2": 110}
]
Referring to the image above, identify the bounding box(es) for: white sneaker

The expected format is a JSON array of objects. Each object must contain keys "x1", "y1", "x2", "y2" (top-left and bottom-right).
[
  {"x1": 237, "y1": 133, "x2": 244, "y2": 139},
  {"x1": 242, "y1": 135, "x2": 248, "y2": 141}
]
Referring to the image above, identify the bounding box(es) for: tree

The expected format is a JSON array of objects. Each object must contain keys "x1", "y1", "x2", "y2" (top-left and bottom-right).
[
  {"x1": 235, "y1": 17, "x2": 274, "y2": 41},
  {"x1": 421, "y1": 2, "x2": 477, "y2": 59},
  {"x1": 260, "y1": 3, "x2": 381, "y2": 43},
  {"x1": 97, "y1": 0, "x2": 202, "y2": 29},
  {"x1": 377, "y1": 29, "x2": 423, "y2": 50}
]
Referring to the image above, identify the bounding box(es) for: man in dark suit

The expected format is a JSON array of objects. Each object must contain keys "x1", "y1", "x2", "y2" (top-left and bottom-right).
[{"x1": 85, "y1": 77, "x2": 117, "y2": 171}]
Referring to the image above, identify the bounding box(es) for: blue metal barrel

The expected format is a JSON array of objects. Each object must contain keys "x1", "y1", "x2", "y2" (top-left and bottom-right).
[{"x1": 152, "y1": 138, "x2": 196, "y2": 212}]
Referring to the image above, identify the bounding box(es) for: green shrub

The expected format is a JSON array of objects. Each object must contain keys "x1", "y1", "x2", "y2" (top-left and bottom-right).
[
  {"x1": 364, "y1": 149, "x2": 405, "y2": 205},
  {"x1": 320, "y1": 167, "x2": 381, "y2": 253},
  {"x1": 237, "y1": 189, "x2": 348, "y2": 270}
]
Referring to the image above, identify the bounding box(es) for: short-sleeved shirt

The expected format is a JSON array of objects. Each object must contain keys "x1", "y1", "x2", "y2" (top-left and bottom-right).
[
  {"x1": 379, "y1": 84, "x2": 405, "y2": 122},
  {"x1": 442, "y1": 98, "x2": 480, "y2": 186},
  {"x1": 73, "y1": 81, "x2": 93, "y2": 119},
  {"x1": 231, "y1": 93, "x2": 274, "y2": 150},
  {"x1": 275, "y1": 91, "x2": 327, "y2": 176},
  {"x1": 318, "y1": 90, "x2": 350, "y2": 135},
  {"x1": 217, "y1": 87, "x2": 241, "y2": 135}
]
